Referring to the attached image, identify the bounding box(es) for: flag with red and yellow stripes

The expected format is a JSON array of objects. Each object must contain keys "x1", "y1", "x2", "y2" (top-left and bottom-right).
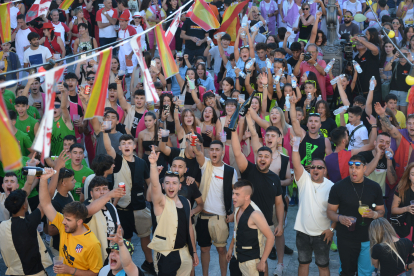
[
  {"x1": 155, "y1": 24, "x2": 178, "y2": 79},
  {"x1": 189, "y1": 0, "x2": 220, "y2": 32},
  {"x1": 84, "y1": 48, "x2": 112, "y2": 119},
  {"x1": 0, "y1": 3, "x2": 11, "y2": 43}
]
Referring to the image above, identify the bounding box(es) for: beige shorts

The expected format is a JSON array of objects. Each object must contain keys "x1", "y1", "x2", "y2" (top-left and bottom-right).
[
  {"x1": 196, "y1": 214, "x2": 229, "y2": 247},
  {"x1": 154, "y1": 246, "x2": 193, "y2": 276},
  {"x1": 134, "y1": 207, "x2": 152, "y2": 238},
  {"x1": 272, "y1": 204, "x2": 279, "y2": 227},
  {"x1": 239, "y1": 258, "x2": 263, "y2": 276}
]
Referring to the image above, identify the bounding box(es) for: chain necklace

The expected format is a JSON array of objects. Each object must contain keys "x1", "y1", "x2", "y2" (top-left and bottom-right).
[
  {"x1": 351, "y1": 179, "x2": 365, "y2": 206},
  {"x1": 313, "y1": 182, "x2": 323, "y2": 193}
]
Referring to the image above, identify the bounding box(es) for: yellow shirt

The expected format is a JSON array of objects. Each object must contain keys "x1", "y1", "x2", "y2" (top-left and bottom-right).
[
  {"x1": 51, "y1": 213, "x2": 103, "y2": 276},
  {"x1": 395, "y1": 110, "x2": 406, "y2": 128}
]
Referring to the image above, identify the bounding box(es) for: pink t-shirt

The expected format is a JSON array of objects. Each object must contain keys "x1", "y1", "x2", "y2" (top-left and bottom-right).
[{"x1": 299, "y1": 60, "x2": 327, "y2": 100}]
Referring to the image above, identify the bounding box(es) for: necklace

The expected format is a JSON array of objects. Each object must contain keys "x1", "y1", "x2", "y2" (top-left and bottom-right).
[
  {"x1": 313, "y1": 182, "x2": 323, "y2": 193},
  {"x1": 351, "y1": 179, "x2": 365, "y2": 206}
]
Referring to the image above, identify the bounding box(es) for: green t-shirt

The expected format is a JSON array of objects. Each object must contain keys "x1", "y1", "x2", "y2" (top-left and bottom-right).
[
  {"x1": 27, "y1": 106, "x2": 41, "y2": 120},
  {"x1": 16, "y1": 116, "x2": 38, "y2": 141},
  {"x1": 15, "y1": 129, "x2": 32, "y2": 156},
  {"x1": 65, "y1": 159, "x2": 88, "y2": 167},
  {"x1": 3, "y1": 89, "x2": 15, "y2": 111},
  {"x1": 66, "y1": 162, "x2": 94, "y2": 201},
  {"x1": 51, "y1": 117, "x2": 75, "y2": 156}
]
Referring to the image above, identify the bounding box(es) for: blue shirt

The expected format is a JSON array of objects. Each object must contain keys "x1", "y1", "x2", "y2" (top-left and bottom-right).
[
  {"x1": 198, "y1": 77, "x2": 215, "y2": 92},
  {"x1": 171, "y1": 66, "x2": 188, "y2": 95},
  {"x1": 255, "y1": 54, "x2": 267, "y2": 70},
  {"x1": 225, "y1": 61, "x2": 236, "y2": 83},
  {"x1": 236, "y1": 57, "x2": 245, "y2": 71}
]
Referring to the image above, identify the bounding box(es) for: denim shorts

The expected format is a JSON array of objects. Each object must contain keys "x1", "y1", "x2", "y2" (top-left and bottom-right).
[
  {"x1": 296, "y1": 231, "x2": 331, "y2": 267},
  {"x1": 390, "y1": 90, "x2": 408, "y2": 107}
]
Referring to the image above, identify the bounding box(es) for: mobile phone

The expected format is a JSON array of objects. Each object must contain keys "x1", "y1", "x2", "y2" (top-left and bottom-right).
[
  {"x1": 163, "y1": 105, "x2": 170, "y2": 112},
  {"x1": 151, "y1": 60, "x2": 156, "y2": 67}
]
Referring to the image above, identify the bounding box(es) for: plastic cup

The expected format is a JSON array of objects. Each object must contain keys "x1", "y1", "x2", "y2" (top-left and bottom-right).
[
  {"x1": 178, "y1": 95, "x2": 185, "y2": 108},
  {"x1": 37, "y1": 222, "x2": 44, "y2": 232},
  {"x1": 147, "y1": 101, "x2": 155, "y2": 111},
  {"x1": 206, "y1": 125, "x2": 214, "y2": 133},
  {"x1": 53, "y1": 53, "x2": 61, "y2": 59},
  {"x1": 161, "y1": 129, "x2": 170, "y2": 142},
  {"x1": 348, "y1": 216, "x2": 357, "y2": 231},
  {"x1": 118, "y1": 182, "x2": 125, "y2": 192},
  {"x1": 239, "y1": 94, "x2": 245, "y2": 101},
  {"x1": 73, "y1": 114, "x2": 80, "y2": 123},
  {"x1": 53, "y1": 256, "x2": 64, "y2": 266},
  {"x1": 0, "y1": 61, "x2": 4, "y2": 70},
  {"x1": 220, "y1": 132, "x2": 227, "y2": 143},
  {"x1": 103, "y1": 121, "x2": 112, "y2": 133},
  {"x1": 114, "y1": 25, "x2": 120, "y2": 31},
  {"x1": 188, "y1": 79, "x2": 195, "y2": 90}
]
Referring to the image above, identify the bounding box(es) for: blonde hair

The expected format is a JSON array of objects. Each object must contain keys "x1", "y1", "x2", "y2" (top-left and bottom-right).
[
  {"x1": 369, "y1": 218, "x2": 401, "y2": 265},
  {"x1": 270, "y1": 107, "x2": 290, "y2": 136}
]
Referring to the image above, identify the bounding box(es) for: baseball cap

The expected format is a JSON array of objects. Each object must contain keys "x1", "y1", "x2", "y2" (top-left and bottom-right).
[
  {"x1": 133, "y1": 12, "x2": 142, "y2": 18},
  {"x1": 106, "y1": 239, "x2": 134, "y2": 256}
]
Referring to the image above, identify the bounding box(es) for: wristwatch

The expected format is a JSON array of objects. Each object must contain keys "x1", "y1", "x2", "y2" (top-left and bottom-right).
[{"x1": 329, "y1": 227, "x2": 334, "y2": 232}]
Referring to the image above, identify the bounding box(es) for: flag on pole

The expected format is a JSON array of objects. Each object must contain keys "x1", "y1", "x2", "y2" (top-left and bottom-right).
[
  {"x1": 0, "y1": 3, "x2": 11, "y2": 43},
  {"x1": 154, "y1": 24, "x2": 178, "y2": 79},
  {"x1": 130, "y1": 34, "x2": 159, "y2": 103},
  {"x1": 58, "y1": 0, "x2": 75, "y2": 11},
  {"x1": 84, "y1": 47, "x2": 112, "y2": 119},
  {"x1": 0, "y1": 92, "x2": 22, "y2": 171},
  {"x1": 165, "y1": 9, "x2": 181, "y2": 45},
  {"x1": 217, "y1": 0, "x2": 249, "y2": 42},
  {"x1": 186, "y1": 3, "x2": 194, "y2": 17},
  {"x1": 189, "y1": 0, "x2": 220, "y2": 32},
  {"x1": 32, "y1": 67, "x2": 64, "y2": 163},
  {"x1": 26, "y1": 0, "x2": 52, "y2": 23}
]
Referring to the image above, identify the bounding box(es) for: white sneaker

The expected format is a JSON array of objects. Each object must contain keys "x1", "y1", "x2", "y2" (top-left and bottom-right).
[
  {"x1": 284, "y1": 216, "x2": 288, "y2": 228},
  {"x1": 273, "y1": 263, "x2": 284, "y2": 276}
]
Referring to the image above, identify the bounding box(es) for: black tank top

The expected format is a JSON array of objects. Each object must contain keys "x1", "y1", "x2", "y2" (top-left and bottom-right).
[
  {"x1": 166, "y1": 120, "x2": 175, "y2": 133},
  {"x1": 235, "y1": 204, "x2": 261, "y2": 262},
  {"x1": 174, "y1": 207, "x2": 188, "y2": 249},
  {"x1": 298, "y1": 132, "x2": 326, "y2": 166},
  {"x1": 299, "y1": 15, "x2": 313, "y2": 40}
]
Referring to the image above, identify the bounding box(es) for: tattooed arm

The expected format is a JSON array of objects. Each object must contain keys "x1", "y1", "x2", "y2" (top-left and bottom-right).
[{"x1": 387, "y1": 159, "x2": 397, "y2": 186}]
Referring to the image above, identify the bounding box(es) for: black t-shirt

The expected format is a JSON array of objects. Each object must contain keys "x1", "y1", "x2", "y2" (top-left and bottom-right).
[
  {"x1": 320, "y1": 118, "x2": 337, "y2": 138},
  {"x1": 390, "y1": 61, "x2": 412, "y2": 92},
  {"x1": 4, "y1": 209, "x2": 45, "y2": 275},
  {"x1": 241, "y1": 162, "x2": 282, "y2": 226},
  {"x1": 354, "y1": 50, "x2": 381, "y2": 102},
  {"x1": 371, "y1": 238, "x2": 414, "y2": 276},
  {"x1": 115, "y1": 123, "x2": 127, "y2": 134},
  {"x1": 168, "y1": 147, "x2": 202, "y2": 183},
  {"x1": 181, "y1": 18, "x2": 207, "y2": 50},
  {"x1": 114, "y1": 153, "x2": 150, "y2": 210},
  {"x1": 287, "y1": 57, "x2": 299, "y2": 69},
  {"x1": 332, "y1": 85, "x2": 354, "y2": 110},
  {"x1": 328, "y1": 176, "x2": 384, "y2": 242},
  {"x1": 51, "y1": 192, "x2": 74, "y2": 250},
  {"x1": 359, "y1": 150, "x2": 395, "y2": 171},
  {"x1": 69, "y1": 94, "x2": 79, "y2": 104},
  {"x1": 131, "y1": 111, "x2": 144, "y2": 138}
]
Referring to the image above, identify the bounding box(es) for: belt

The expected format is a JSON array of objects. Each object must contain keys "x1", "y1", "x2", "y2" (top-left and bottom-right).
[
  {"x1": 200, "y1": 212, "x2": 223, "y2": 220},
  {"x1": 116, "y1": 206, "x2": 131, "y2": 211}
]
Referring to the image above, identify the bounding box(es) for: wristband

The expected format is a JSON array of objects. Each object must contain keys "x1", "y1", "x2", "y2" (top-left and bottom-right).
[
  {"x1": 263, "y1": 84, "x2": 268, "y2": 88},
  {"x1": 72, "y1": 268, "x2": 77, "y2": 276},
  {"x1": 371, "y1": 125, "x2": 377, "y2": 128}
]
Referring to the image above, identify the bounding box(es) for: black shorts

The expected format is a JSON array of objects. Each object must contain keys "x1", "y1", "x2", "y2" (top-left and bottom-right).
[
  {"x1": 296, "y1": 231, "x2": 331, "y2": 267},
  {"x1": 116, "y1": 208, "x2": 135, "y2": 240}
]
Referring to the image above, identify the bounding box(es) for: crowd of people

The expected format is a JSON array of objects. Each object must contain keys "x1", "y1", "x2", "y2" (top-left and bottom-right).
[{"x1": 3, "y1": 0, "x2": 414, "y2": 275}]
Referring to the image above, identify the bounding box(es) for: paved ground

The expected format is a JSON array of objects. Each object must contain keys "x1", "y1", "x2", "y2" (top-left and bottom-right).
[{"x1": 0, "y1": 205, "x2": 345, "y2": 276}]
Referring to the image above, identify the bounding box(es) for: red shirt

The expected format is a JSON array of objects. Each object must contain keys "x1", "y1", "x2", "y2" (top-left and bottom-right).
[{"x1": 299, "y1": 60, "x2": 327, "y2": 100}]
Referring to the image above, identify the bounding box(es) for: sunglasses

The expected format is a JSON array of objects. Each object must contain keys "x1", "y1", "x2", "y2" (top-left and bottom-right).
[
  {"x1": 392, "y1": 21, "x2": 400, "y2": 24},
  {"x1": 303, "y1": 8, "x2": 309, "y2": 10},
  {"x1": 308, "y1": 112, "x2": 320, "y2": 116},
  {"x1": 309, "y1": 165, "x2": 325, "y2": 170},
  {"x1": 86, "y1": 77, "x2": 95, "y2": 81},
  {"x1": 344, "y1": 15, "x2": 352, "y2": 18},
  {"x1": 162, "y1": 91, "x2": 173, "y2": 94},
  {"x1": 240, "y1": 45, "x2": 249, "y2": 49},
  {"x1": 54, "y1": 104, "x2": 61, "y2": 108},
  {"x1": 348, "y1": 161, "x2": 364, "y2": 166},
  {"x1": 165, "y1": 171, "x2": 179, "y2": 177}
]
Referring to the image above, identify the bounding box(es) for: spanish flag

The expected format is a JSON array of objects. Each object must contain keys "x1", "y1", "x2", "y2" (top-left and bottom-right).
[
  {"x1": 154, "y1": 24, "x2": 178, "y2": 79},
  {"x1": 0, "y1": 92, "x2": 22, "y2": 171},
  {"x1": 0, "y1": 3, "x2": 11, "y2": 43},
  {"x1": 190, "y1": 0, "x2": 220, "y2": 32},
  {"x1": 59, "y1": 0, "x2": 75, "y2": 11},
  {"x1": 84, "y1": 48, "x2": 112, "y2": 119},
  {"x1": 217, "y1": 0, "x2": 249, "y2": 42}
]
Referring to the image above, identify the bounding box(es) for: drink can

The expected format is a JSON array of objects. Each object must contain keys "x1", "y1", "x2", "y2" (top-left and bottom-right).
[{"x1": 119, "y1": 182, "x2": 126, "y2": 192}]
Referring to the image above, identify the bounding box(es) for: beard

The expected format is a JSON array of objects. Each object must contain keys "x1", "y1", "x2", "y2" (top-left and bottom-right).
[{"x1": 344, "y1": 19, "x2": 351, "y2": 23}]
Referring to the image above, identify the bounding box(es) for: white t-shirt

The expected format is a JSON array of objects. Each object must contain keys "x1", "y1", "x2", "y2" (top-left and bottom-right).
[
  {"x1": 0, "y1": 193, "x2": 8, "y2": 222},
  {"x1": 15, "y1": 26, "x2": 36, "y2": 62},
  {"x1": 201, "y1": 158, "x2": 238, "y2": 216},
  {"x1": 343, "y1": 0, "x2": 362, "y2": 24},
  {"x1": 209, "y1": 45, "x2": 234, "y2": 74},
  {"x1": 96, "y1": 8, "x2": 118, "y2": 38},
  {"x1": 23, "y1": 45, "x2": 52, "y2": 66},
  {"x1": 346, "y1": 122, "x2": 368, "y2": 150},
  {"x1": 10, "y1": 6, "x2": 20, "y2": 29},
  {"x1": 294, "y1": 171, "x2": 334, "y2": 236}
]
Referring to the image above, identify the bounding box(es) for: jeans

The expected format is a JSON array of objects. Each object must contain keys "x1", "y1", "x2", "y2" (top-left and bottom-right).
[
  {"x1": 337, "y1": 239, "x2": 374, "y2": 276},
  {"x1": 99, "y1": 37, "x2": 117, "y2": 49},
  {"x1": 390, "y1": 90, "x2": 408, "y2": 107}
]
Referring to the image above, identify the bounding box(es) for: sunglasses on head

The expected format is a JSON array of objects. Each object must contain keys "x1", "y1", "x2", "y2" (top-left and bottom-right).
[
  {"x1": 165, "y1": 171, "x2": 179, "y2": 177},
  {"x1": 348, "y1": 161, "x2": 364, "y2": 166},
  {"x1": 162, "y1": 91, "x2": 173, "y2": 94},
  {"x1": 308, "y1": 112, "x2": 320, "y2": 116},
  {"x1": 240, "y1": 45, "x2": 249, "y2": 49},
  {"x1": 309, "y1": 165, "x2": 325, "y2": 170},
  {"x1": 274, "y1": 58, "x2": 285, "y2": 63},
  {"x1": 305, "y1": 80, "x2": 317, "y2": 87}
]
